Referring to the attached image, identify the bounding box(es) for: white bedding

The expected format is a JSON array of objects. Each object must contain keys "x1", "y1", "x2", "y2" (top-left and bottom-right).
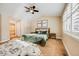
[{"x1": 0, "y1": 40, "x2": 41, "y2": 56}]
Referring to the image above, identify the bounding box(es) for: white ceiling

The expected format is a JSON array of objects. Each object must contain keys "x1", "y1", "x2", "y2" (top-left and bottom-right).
[
  {"x1": 35, "y1": 3, "x2": 65, "y2": 16},
  {"x1": 0, "y1": 3, "x2": 66, "y2": 20}
]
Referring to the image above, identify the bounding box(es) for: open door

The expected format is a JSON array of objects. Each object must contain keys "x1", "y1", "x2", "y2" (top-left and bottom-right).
[
  {"x1": 9, "y1": 20, "x2": 16, "y2": 39},
  {"x1": 9, "y1": 23, "x2": 16, "y2": 39}
]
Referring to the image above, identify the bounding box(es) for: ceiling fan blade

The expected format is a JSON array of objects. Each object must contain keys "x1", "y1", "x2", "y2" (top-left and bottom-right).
[
  {"x1": 24, "y1": 6, "x2": 30, "y2": 9},
  {"x1": 34, "y1": 10, "x2": 39, "y2": 12},
  {"x1": 33, "y1": 6, "x2": 35, "y2": 9},
  {"x1": 26, "y1": 10, "x2": 30, "y2": 12}
]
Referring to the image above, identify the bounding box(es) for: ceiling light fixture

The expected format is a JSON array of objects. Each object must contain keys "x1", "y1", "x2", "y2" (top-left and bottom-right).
[{"x1": 25, "y1": 5, "x2": 39, "y2": 14}]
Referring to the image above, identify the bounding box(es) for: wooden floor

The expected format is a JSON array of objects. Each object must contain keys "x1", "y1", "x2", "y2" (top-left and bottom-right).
[{"x1": 39, "y1": 39, "x2": 67, "y2": 56}]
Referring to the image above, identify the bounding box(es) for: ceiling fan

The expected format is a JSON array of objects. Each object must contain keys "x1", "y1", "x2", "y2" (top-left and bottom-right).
[{"x1": 25, "y1": 6, "x2": 39, "y2": 14}]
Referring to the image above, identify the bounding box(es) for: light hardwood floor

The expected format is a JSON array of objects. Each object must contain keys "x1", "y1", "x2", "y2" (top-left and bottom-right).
[{"x1": 39, "y1": 39, "x2": 67, "y2": 56}]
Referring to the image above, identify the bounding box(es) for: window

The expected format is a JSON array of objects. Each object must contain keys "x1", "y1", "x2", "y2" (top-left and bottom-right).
[
  {"x1": 63, "y1": 4, "x2": 72, "y2": 32},
  {"x1": 63, "y1": 3, "x2": 79, "y2": 33},
  {"x1": 72, "y1": 3, "x2": 79, "y2": 32},
  {"x1": 37, "y1": 20, "x2": 48, "y2": 28}
]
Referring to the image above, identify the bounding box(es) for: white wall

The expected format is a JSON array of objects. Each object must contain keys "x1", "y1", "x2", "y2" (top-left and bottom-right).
[
  {"x1": 30, "y1": 16, "x2": 62, "y2": 38},
  {"x1": 0, "y1": 14, "x2": 1, "y2": 40},
  {"x1": 62, "y1": 32, "x2": 79, "y2": 56},
  {"x1": 15, "y1": 18, "x2": 32, "y2": 36},
  {"x1": 1, "y1": 13, "x2": 9, "y2": 42}
]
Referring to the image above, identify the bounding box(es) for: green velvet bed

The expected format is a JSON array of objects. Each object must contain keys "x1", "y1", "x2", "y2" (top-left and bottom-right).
[{"x1": 22, "y1": 34, "x2": 48, "y2": 46}]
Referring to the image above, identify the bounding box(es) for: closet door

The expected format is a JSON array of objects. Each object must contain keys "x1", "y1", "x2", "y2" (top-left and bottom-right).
[{"x1": 9, "y1": 23, "x2": 16, "y2": 39}]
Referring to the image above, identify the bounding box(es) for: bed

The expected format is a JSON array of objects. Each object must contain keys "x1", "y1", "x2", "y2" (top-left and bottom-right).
[
  {"x1": 22, "y1": 34, "x2": 48, "y2": 46},
  {"x1": 22, "y1": 28, "x2": 49, "y2": 46}
]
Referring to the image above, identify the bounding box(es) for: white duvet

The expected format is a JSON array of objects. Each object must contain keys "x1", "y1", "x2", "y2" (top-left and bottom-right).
[{"x1": 0, "y1": 40, "x2": 41, "y2": 56}]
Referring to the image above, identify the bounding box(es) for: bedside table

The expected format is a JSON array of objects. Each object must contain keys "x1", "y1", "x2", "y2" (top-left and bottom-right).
[{"x1": 49, "y1": 33, "x2": 56, "y2": 39}]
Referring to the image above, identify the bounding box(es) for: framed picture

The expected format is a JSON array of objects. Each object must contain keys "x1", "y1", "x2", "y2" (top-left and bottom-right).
[
  {"x1": 42, "y1": 23, "x2": 48, "y2": 28},
  {"x1": 37, "y1": 23, "x2": 41, "y2": 28},
  {"x1": 37, "y1": 20, "x2": 48, "y2": 28},
  {"x1": 42, "y1": 20, "x2": 48, "y2": 28}
]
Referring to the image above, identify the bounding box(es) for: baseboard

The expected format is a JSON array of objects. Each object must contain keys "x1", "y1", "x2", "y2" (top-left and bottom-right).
[
  {"x1": 56, "y1": 36, "x2": 62, "y2": 39},
  {"x1": 62, "y1": 39, "x2": 71, "y2": 56}
]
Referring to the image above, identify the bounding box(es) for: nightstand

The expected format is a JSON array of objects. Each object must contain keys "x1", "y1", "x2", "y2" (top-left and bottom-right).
[{"x1": 49, "y1": 33, "x2": 56, "y2": 39}]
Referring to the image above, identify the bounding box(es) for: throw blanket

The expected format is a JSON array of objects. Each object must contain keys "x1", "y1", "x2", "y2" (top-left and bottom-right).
[{"x1": 0, "y1": 40, "x2": 41, "y2": 56}]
